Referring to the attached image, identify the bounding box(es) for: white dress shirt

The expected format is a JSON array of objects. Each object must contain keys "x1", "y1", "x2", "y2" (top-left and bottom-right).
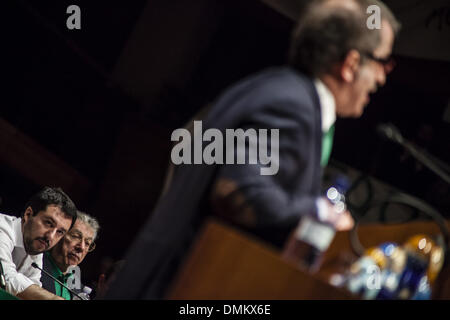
[
  {"x1": 314, "y1": 78, "x2": 336, "y2": 134},
  {"x1": 0, "y1": 213, "x2": 43, "y2": 296},
  {"x1": 313, "y1": 78, "x2": 337, "y2": 222}
]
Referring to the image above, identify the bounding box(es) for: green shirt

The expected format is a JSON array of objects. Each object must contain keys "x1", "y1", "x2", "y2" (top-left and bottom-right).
[
  {"x1": 320, "y1": 124, "x2": 334, "y2": 167},
  {"x1": 44, "y1": 252, "x2": 73, "y2": 300}
]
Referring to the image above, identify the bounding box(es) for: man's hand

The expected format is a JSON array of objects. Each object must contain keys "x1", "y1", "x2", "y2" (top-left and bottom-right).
[{"x1": 320, "y1": 197, "x2": 354, "y2": 231}]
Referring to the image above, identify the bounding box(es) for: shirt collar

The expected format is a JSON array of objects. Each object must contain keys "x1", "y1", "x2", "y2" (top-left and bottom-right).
[{"x1": 314, "y1": 78, "x2": 336, "y2": 133}]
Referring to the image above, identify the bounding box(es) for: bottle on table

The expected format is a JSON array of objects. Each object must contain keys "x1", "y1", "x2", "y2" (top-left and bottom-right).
[
  {"x1": 282, "y1": 175, "x2": 350, "y2": 273},
  {"x1": 73, "y1": 285, "x2": 92, "y2": 300}
]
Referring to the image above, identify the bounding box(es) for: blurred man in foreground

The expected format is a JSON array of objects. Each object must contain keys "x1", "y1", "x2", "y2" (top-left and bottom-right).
[{"x1": 105, "y1": 0, "x2": 400, "y2": 299}]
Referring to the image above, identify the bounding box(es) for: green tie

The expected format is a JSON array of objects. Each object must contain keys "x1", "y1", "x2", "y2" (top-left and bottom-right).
[{"x1": 320, "y1": 124, "x2": 335, "y2": 167}]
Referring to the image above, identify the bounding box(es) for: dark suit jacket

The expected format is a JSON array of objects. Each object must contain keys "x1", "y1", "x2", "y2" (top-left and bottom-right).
[
  {"x1": 41, "y1": 253, "x2": 84, "y2": 299},
  {"x1": 41, "y1": 253, "x2": 57, "y2": 296},
  {"x1": 104, "y1": 66, "x2": 323, "y2": 299}
]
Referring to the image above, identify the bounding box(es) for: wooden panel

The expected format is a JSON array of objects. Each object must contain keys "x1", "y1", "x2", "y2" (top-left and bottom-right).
[
  {"x1": 168, "y1": 220, "x2": 354, "y2": 300},
  {"x1": 0, "y1": 117, "x2": 91, "y2": 202}
]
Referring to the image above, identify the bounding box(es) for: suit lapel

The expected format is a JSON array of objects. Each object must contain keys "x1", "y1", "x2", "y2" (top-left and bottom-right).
[{"x1": 306, "y1": 77, "x2": 324, "y2": 193}]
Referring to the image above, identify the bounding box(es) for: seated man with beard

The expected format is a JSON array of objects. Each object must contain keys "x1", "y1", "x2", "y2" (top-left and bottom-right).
[{"x1": 0, "y1": 187, "x2": 77, "y2": 300}]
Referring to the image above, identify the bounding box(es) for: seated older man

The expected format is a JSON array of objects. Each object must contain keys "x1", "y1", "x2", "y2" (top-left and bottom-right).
[{"x1": 40, "y1": 211, "x2": 99, "y2": 300}]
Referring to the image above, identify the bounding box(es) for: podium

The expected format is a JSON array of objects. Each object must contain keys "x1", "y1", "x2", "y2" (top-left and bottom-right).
[
  {"x1": 168, "y1": 218, "x2": 450, "y2": 300},
  {"x1": 168, "y1": 219, "x2": 354, "y2": 299}
]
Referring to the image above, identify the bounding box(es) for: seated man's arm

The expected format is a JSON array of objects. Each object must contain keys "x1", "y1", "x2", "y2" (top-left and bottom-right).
[
  {"x1": 0, "y1": 232, "x2": 63, "y2": 300},
  {"x1": 16, "y1": 284, "x2": 64, "y2": 300}
]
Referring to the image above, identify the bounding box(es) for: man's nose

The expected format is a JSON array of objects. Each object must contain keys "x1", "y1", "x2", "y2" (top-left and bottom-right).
[
  {"x1": 377, "y1": 64, "x2": 387, "y2": 87},
  {"x1": 45, "y1": 228, "x2": 58, "y2": 242},
  {"x1": 75, "y1": 240, "x2": 86, "y2": 252}
]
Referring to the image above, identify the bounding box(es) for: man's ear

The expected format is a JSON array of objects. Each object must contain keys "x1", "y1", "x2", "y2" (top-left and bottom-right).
[
  {"x1": 340, "y1": 49, "x2": 361, "y2": 82},
  {"x1": 23, "y1": 206, "x2": 33, "y2": 223}
]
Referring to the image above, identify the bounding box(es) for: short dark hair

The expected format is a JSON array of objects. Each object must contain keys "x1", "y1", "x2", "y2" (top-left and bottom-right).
[
  {"x1": 23, "y1": 187, "x2": 78, "y2": 229},
  {"x1": 288, "y1": 0, "x2": 400, "y2": 77}
]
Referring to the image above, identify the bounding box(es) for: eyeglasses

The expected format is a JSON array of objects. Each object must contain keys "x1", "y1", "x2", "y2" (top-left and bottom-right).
[
  {"x1": 361, "y1": 51, "x2": 396, "y2": 74},
  {"x1": 66, "y1": 232, "x2": 96, "y2": 252}
]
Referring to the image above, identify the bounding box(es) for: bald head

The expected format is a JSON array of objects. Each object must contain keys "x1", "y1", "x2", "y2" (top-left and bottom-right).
[
  {"x1": 322, "y1": 0, "x2": 359, "y2": 10},
  {"x1": 305, "y1": 0, "x2": 400, "y2": 34},
  {"x1": 289, "y1": 0, "x2": 399, "y2": 77}
]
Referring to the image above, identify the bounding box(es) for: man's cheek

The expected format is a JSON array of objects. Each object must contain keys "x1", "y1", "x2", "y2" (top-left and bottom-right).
[{"x1": 65, "y1": 255, "x2": 74, "y2": 264}]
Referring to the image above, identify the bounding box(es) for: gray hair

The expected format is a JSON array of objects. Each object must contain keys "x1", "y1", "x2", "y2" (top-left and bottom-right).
[
  {"x1": 76, "y1": 211, "x2": 100, "y2": 241},
  {"x1": 288, "y1": 0, "x2": 400, "y2": 77}
]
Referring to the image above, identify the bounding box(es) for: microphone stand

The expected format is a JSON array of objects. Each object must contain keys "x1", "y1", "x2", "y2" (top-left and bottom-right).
[
  {"x1": 402, "y1": 140, "x2": 450, "y2": 185},
  {"x1": 31, "y1": 263, "x2": 86, "y2": 300},
  {"x1": 378, "y1": 123, "x2": 450, "y2": 185}
]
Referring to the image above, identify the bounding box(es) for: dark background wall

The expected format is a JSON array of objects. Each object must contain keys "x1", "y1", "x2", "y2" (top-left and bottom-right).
[{"x1": 2, "y1": 0, "x2": 450, "y2": 289}]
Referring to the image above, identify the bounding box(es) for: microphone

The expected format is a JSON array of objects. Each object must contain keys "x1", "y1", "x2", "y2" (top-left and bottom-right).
[
  {"x1": 31, "y1": 262, "x2": 86, "y2": 300},
  {"x1": 376, "y1": 123, "x2": 404, "y2": 144},
  {"x1": 376, "y1": 123, "x2": 450, "y2": 185}
]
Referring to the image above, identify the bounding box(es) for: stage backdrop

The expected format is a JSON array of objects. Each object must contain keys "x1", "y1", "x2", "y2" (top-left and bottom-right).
[
  {"x1": 385, "y1": 0, "x2": 450, "y2": 62},
  {"x1": 261, "y1": 0, "x2": 450, "y2": 62}
]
